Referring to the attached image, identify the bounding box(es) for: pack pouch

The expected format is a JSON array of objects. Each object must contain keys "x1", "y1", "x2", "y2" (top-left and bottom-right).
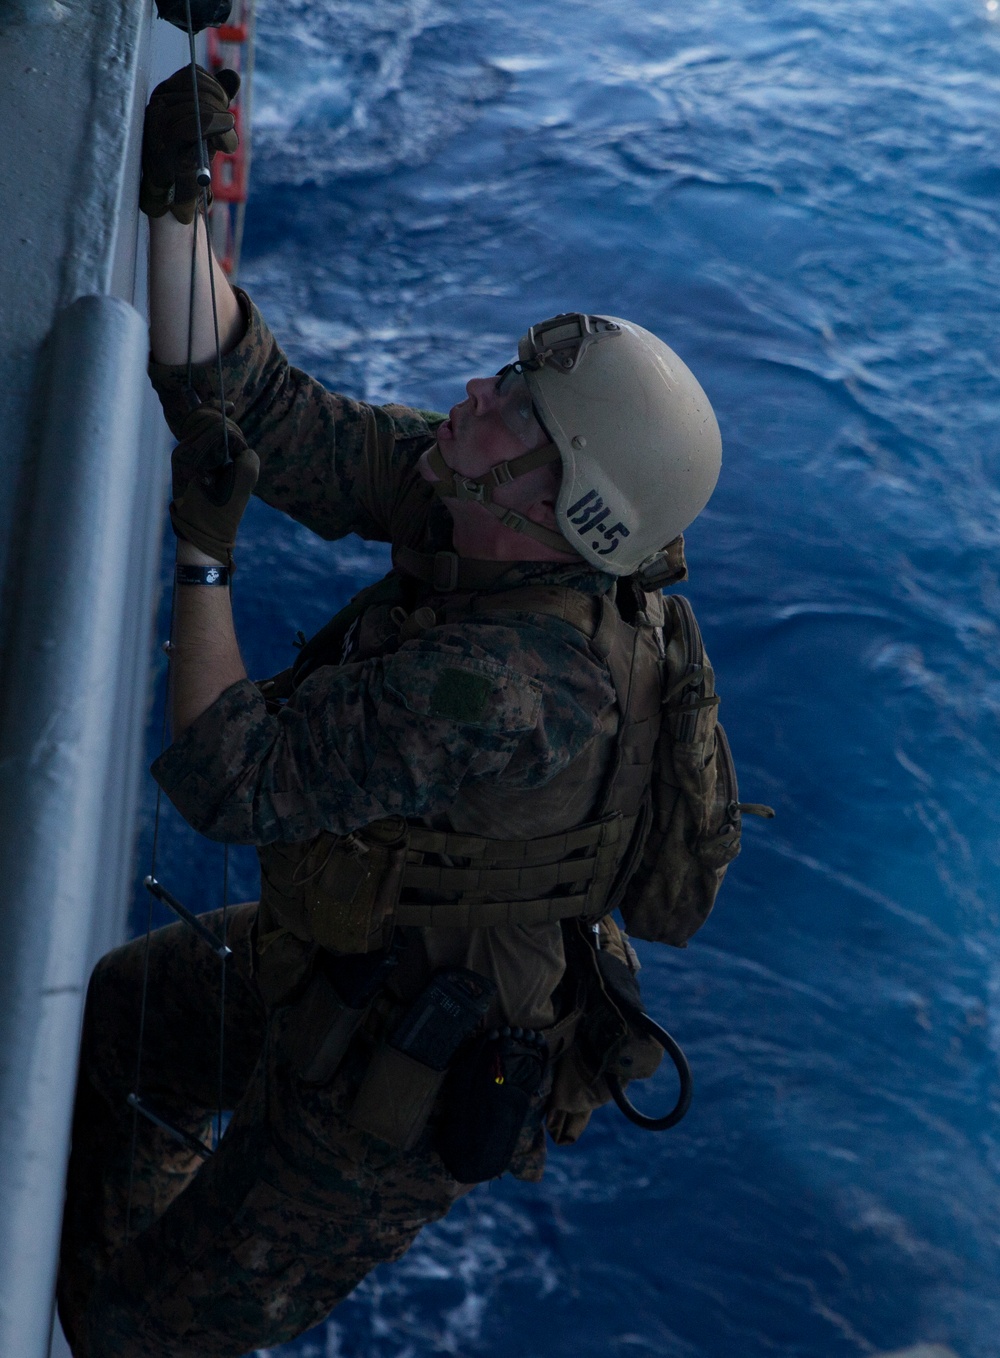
[
  {"x1": 546, "y1": 916, "x2": 664, "y2": 1144},
  {"x1": 349, "y1": 967, "x2": 495, "y2": 1150},
  {"x1": 620, "y1": 593, "x2": 772, "y2": 947},
  {"x1": 258, "y1": 816, "x2": 409, "y2": 958}
]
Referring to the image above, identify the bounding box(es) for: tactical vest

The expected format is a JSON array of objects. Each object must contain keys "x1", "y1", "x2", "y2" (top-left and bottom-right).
[{"x1": 255, "y1": 566, "x2": 762, "y2": 993}]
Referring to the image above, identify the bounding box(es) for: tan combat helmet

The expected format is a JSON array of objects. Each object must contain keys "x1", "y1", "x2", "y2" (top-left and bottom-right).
[
  {"x1": 518, "y1": 312, "x2": 722, "y2": 576},
  {"x1": 425, "y1": 311, "x2": 722, "y2": 579}
]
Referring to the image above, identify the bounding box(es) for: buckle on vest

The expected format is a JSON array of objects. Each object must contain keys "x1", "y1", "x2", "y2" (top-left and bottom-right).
[
  {"x1": 499, "y1": 509, "x2": 528, "y2": 533},
  {"x1": 432, "y1": 551, "x2": 460, "y2": 592}
]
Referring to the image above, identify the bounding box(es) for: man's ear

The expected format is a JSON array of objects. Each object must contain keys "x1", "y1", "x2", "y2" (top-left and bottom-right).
[{"x1": 525, "y1": 493, "x2": 560, "y2": 530}]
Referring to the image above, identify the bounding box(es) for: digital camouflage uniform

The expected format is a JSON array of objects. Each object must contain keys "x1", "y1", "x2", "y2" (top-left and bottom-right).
[{"x1": 58, "y1": 292, "x2": 626, "y2": 1358}]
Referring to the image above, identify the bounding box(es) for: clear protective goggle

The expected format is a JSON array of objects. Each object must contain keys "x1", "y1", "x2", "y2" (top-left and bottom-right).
[
  {"x1": 492, "y1": 313, "x2": 623, "y2": 445},
  {"x1": 494, "y1": 362, "x2": 545, "y2": 446}
]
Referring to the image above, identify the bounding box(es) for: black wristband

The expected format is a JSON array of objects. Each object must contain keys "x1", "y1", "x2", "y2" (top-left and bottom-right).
[{"x1": 175, "y1": 563, "x2": 230, "y2": 587}]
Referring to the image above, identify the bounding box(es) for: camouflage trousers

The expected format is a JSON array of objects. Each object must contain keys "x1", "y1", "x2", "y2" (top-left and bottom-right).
[{"x1": 57, "y1": 903, "x2": 470, "y2": 1358}]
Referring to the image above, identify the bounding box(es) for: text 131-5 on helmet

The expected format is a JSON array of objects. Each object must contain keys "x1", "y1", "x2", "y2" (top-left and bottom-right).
[{"x1": 518, "y1": 313, "x2": 722, "y2": 576}]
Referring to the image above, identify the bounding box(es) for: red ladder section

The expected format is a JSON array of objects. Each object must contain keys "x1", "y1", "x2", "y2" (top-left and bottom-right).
[{"x1": 206, "y1": 0, "x2": 254, "y2": 277}]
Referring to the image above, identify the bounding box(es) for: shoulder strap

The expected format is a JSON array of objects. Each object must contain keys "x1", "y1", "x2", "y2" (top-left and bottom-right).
[
  {"x1": 291, "y1": 570, "x2": 406, "y2": 687},
  {"x1": 467, "y1": 585, "x2": 604, "y2": 638},
  {"x1": 661, "y1": 593, "x2": 718, "y2": 745},
  {"x1": 393, "y1": 546, "x2": 524, "y2": 593}
]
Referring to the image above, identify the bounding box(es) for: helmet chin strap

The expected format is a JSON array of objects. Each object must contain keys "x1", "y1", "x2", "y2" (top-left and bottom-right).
[{"x1": 426, "y1": 442, "x2": 573, "y2": 554}]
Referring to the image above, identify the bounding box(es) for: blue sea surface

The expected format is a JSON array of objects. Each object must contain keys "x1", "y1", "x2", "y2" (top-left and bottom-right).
[{"x1": 136, "y1": 0, "x2": 1000, "y2": 1354}]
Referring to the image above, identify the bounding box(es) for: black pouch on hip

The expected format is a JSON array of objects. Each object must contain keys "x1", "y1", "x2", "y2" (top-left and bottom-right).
[{"x1": 436, "y1": 1028, "x2": 548, "y2": 1183}]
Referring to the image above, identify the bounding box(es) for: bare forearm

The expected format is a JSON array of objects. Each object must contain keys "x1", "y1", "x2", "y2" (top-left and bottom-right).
[
  {"x1": 149, "y1": 214, "x2": 244, "y2": 366},
  {"x1": 171, "y1": 541, "x2": 248, "y2": 735}
]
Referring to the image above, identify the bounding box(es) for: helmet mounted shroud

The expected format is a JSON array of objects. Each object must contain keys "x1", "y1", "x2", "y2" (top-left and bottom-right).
[{"x1": 522, "y1": 313, "x2": 624, "y2": 373}]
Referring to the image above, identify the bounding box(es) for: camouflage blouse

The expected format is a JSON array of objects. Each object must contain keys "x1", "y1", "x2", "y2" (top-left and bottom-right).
[{"x1": 149, "y1": 291, "x2": 617, "y2": 850}]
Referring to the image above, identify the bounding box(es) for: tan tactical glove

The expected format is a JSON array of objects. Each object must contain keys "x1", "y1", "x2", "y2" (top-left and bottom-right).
[
  {"x1": 140, "y1": 66, "x2": 240, "y2": 224},
  {"x1": 169, "y1": 403, "x2": 259, "y2": 568}
]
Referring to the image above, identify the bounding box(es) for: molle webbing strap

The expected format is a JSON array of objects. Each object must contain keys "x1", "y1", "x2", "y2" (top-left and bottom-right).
[
  {"x1": 403, "y1": 853, "x2": 602, "y2": 896},
  {"x1": 396, "y1": 893, "x2": 594, "y2": 929},
  {"x1": 404, "y1": 817, "x2": 615, "y2": 863},
  {"x1": 395, "y1": 814, "x2": 634, "y2": 929}
]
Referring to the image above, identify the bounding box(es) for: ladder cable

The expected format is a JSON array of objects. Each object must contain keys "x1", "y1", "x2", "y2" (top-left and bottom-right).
[
  {"x1": 125, "y1": 0, "x2": 235, "y2": 1238},
  {"x1": 217, "y1": 844, "x2": 229, "y2": 1148},
  {"x1": 124, "y1": 584, "x2": 176, "y2": 1245}
]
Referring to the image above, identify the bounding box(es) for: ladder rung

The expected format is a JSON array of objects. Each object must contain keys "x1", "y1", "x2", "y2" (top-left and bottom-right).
[
  {"x1": 143, "y1": 876, "x2": 232, "y2": 958},
  {"x1": 127, "y1": 1093, "x2": 214, "y2": 1160}
]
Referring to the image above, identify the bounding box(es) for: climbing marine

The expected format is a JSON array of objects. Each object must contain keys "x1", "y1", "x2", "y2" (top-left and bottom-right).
[{"x1": 56, "y1": 56, "x2": 771, "y2": 1358}]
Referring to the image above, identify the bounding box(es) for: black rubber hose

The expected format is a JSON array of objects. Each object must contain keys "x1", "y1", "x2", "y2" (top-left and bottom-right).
[{"x1": 606, "y1": 1010, "x2": 693, "y2": 1131}]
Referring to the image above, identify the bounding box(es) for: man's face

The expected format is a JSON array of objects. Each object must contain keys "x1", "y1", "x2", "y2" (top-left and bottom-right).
[
  {"x1": 418, "y1": 367, "x2": 575, "y2": 559},
  {"x1": 427, "y1": 370, "x2": 551, "y2": 480}
]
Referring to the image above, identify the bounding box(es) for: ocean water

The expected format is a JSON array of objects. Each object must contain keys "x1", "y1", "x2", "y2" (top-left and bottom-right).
[{"x1": 136, "y1": 0, "x2": 1000, "y2": 1354}]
